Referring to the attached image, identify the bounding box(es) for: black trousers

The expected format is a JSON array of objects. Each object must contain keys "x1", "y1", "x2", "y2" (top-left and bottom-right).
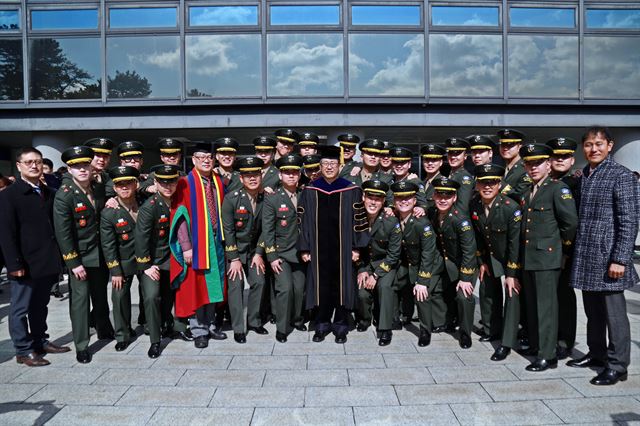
[
  {"x1": 9, "y1": 275, "x2": 57, "y2": 356},
  {"x1": 315, "y1": 303, "x2": 350, "y2": 336},
  {"x1": 582, "y1": 290, "x2": 631, "y2": 373}
]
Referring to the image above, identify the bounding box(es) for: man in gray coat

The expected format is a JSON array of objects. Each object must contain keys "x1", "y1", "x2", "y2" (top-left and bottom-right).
[{"x1": 568, "y1": 126, "x2": 640, "y2": 386}]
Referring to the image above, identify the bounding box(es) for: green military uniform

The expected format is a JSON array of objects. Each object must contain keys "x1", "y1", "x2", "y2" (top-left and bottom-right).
[
  {"x1": 385, "y1": 147, "x2": 428, "y2": 210},
  {"x1": 100, "y1": 166, "x2": 140, "y2": 347},
  {"x1": 84, "y1": 138, "x2": 115, "y2": 198},
  {"x1": 274, "y1": 128, "x2": 300, "y2": 161},
  {"x1": 345, "y1": 139, "x2": 394, "y2": 187},
  {"x1": 297, "y1": 132, "x2": 319, "y2": 155},
  {"x1": 356, "y1": 181, "x2": 402, "y2": 336},
  {"x1": 444, "y1": 138, "x2": 474, "y2": 215},
  {"x1": 429, "y1": 177, "x2": 478, "y2": 345},
  {"x1": 519, "y1": 144, "x2": 578, "y2": 365},
  {"x1": 470, "y1": 165, "x2": 522, "y2": 350},
  {"x1": 497, "y1": 129, "x2": 532, "y2": 201},
  {"x1": 263, "y1": 155, "x2": 307, "y2": 340},
  {"x1": 253, "y1": 136, "x2": 281, "y2": 192},
  {"x1": 134, "y1": 171, "x2": 176, "y2": 348},
  {"x1": 420, "y1": 144, "x2": 446, "y2": 211},
  {"x1": 337, "y1": 133, "x2": 361, "y2": 178},
  {"x1": 213, "y1": 137, "x2": 242, "y2": 193},
  {"x1": 221, "y1": 157, "x2": 267, "y2": 339},
  {"x1": 54, "y1": 146, "x2": 113, "y2": 360}
]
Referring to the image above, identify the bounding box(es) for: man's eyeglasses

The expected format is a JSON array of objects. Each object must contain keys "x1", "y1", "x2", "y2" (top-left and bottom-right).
[
  {"x1": 320, "y1": 161, "x2": 339, "y2": 168},
  {"x1": 19, "y1": 160, "x2": 43, "y2": 167},
  {"x1": 193, "y1": 154, "x2": 213, "y2": 161},
  {"x1": 122, "y1": 156, "x2": 142, "y2": 164}
]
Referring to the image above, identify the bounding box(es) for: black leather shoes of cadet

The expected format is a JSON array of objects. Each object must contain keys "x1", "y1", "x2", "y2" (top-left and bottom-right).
[
  {"x1": 479, "y1": 334, "x2": 499, "y2": 342},
  {"x1": 76, "y1": 350, "x2": 92, "y2": 364},
  {"x1": 356, "y1": 323, "x2": 369, "y2": 332},
  {"x1": 335, "y1": 334, "x2": 347, "y2": 344},
  {"x1": 525, "y1": 358, "x2": 558, "y2": 372},
  {"x1": 312, "y1": 331, "x2": 327, "y2": 342},
  {"x1": 378, "y1": 330, "x2": 392, "y2": 347},
  {"x1": 276, "y1": 332, "x2": 287, "y2": 343},
  {"x1": 248, "y1": 326, "x2": 269, "y2": 335},
  {"x1": 418, "y1": 329, "x2": 431, "y2": 347},
  {"x1": 566, "y1": 354, "x2": 605, "y2": 368},
  {"x1": 459, "y1": 333, "x2": 472, "y2": 349},
  {"x1": 234, "y1": 333, "x2": 247, "y2": 344},
  {"x1": 590, "y1": 368, "x2": 628, "y2": 386},
  {"x1": 115, "y1": 341, "x2": 129, "y2": 352},
  {"x1": 175, "y1": 330, "x2": 195, "y2": 341},
  {"x1": 491, "y1": 346, "x2": 511, "y2": 361},
  {"x1": 147, "y1": 343, "x2": 161, "y2": 359},
  {"x1": 209, "y1": 328, "x2": 227, "y2": 340},
  {"x1": 194, "y1": 335, "x2": 209, "y2": 348}
]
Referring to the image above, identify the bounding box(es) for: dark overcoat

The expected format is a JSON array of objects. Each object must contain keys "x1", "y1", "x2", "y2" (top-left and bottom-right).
[{"x1": 570, "y1": 157, "x2": 640, "y2": 291}]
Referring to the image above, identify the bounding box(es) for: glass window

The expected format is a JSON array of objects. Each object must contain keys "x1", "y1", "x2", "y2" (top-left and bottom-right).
[
  {"x1": 586, "y1": 9, "x2": 640, "y2": 30},
  {"x1": 186, "y1": 34, "x2": 261, "y2": 97},
  {"x1": 0, "y1": 39, "x2": 23, "y2": 100},
  {"x1": 0, "y1": 9, "x2": 19, "y2": 30},
  {"x1": 267, "y1": 33, "x2": 343, "y2": 96},
  {"x1": 270, "y1": 5, "x2": 340, "y2": 25},
  {"x1": 351, "y1": 5, "x2": 420, "y2": 26},
  {"x1": 584, "y1": 36, "x2": 640, "y2": 99},
  {"x1": 429, "y1": 34, "x2": 502, "y2": 97},
  {"x1": 510, "y1": 7, "x2": 575, "y2": 28},
  {"x1": 189, "y1": 6, "x2": 258, "y2": 26},
  {"x1": 431, "y1": 6, "x2": 499, "y2": 27},
  {"x1": 349, "y1": 33, "x2": 424, "y2": 96},
  {"x1": 110, "y1": 7, "x2": 177, "y2": 29},
  {"x1": 107, "y1": 36, "x2": 180, "y2": 99},
  {"x1": 31, "y1": 9, "x2": 98, "y2": 30},
  {"x1": 508, "y1": 35, "x2": 578, "y2": 98},
  {"x1": 29, "y1": 38, "x2": 101, "y2": 100}
]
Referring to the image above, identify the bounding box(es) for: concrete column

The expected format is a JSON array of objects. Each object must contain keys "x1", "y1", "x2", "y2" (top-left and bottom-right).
[{"x1": 33, "y1": 133, "x2": 70, "y2": 170}]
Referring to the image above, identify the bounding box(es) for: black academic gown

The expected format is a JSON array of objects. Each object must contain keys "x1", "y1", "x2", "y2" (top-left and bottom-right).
[{"x1": 297, "y1": 177, "x2": 370, "y2": 310}]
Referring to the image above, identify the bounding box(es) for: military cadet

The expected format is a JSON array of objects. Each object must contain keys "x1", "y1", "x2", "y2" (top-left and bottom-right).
[
  {"x1": 135, "y1": 165, "x2": 181, "y2": 358},
  {"x1": 468, "y1": 135, "x2": 495, "y2": 167},
  {"x1": 337, "y1": 133, "x2": 362, "y2": 178},
  {"x1": 100, "y1": 165, "x2": 140, "y2": 352},
  {"x1": 84, "y1": 137, "x2": 114, "y2": 188},
  {"x1": 392, "y1": 181, "x2": 444, "y2": 347},
  {"x1": 345, "y1": 139, "x2": 393, "y2": 186},
  {"x1": 386, "y1": 147, "x2": 427, "y2": 215},
  {"x1": 221, "y1": 157, "x2": 268, "y2": 344},
  {"x1": 54, "y1": 146, "x2": 114, "y2": 363},
  {"x1": 253, "y1": 136, "x2": 280, "y2": 193},
  {"x1": 274, "y1": 128, "x2": 299, "y2": 161},
  {"x1": 356, "y1": 180, "x2": 402, "y2": 346},
  {"x1": 263, "y1": 154, "x2": 306, "y2": 343},
  {"x1": 546, "y1": 137, "x2": 579, "y2": 359},
  {"x1": 470, "y1": 164, "x2": 523, "y2": 361},
  {"x1": 300, "y1": 154, "x2": 321, "y2": 187},
  {"x1": 139, "y1": 138, "x2": 185, "y2": 195},
  {"x1": 497, "y1": 129, "x2": 532, "y2": 201},
  {"x1": 213, "y1": 137, "x2": 242, "y2": 193},
  {"x1": 445, "y1": 137, "x2": 474, "y2": 215},
  {"x1": 518, "y1": 143, "x2": 578, "y2": 371},
  {"x1": 421, "y1": 144, "x2": 446, "y2": 210},
  {"x1": 379, "y1": 141, "x2": 395, "y2": 175},
  {"x1": 430, "y1": 177, "x2": 478, "y2": 348},
  {"x1": 298, "y1": 132, "x2": 319, "y2": 156}
]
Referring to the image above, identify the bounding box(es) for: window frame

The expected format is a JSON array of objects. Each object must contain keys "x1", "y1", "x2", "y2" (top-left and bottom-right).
[
  {"x1": 0, "y1": 6, "x2": 21, "y2": 33},
  {"x1": 508, "y1": 4, "x2": 578, "y2": 33},
  {"x1": 185, "y1": 3, "x2": 261, "y2": 31},
  {"x1": 348, "y1": 2, "x2": 423, "y2": 31},
  {"x1": 267, "y1": 1, "x2": 343, "y2": 30},
  {"x1": 28, "y1": 6, "x2": 101, "y2": 34},
  {"x1": 107, "y1": 3, "x2": 180, "y2": 33},
  {"x1": 429, "y1": 2, "x2": 502, "y2": 32},
  {"x1": 584, "y1": 4, "x2": 640, "y2": 33}
]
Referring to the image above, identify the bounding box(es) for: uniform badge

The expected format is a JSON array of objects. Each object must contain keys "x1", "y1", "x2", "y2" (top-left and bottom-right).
[
  {"x1": 159, "y1": 215, "x2": 169, "y2": 223},
  {"x1": 116, "y1": 219, "x2": 128, "y2": 227},
  {"x1": 471, "y1": 212, "x2": 479, "y2": 221},
  {"x1": 514, "y1": 210, "x2": 521, "y2": 217},
  {"x1": 159, "y1": 229, "x2": 166, "y2": 237},
  {"x1": 236, "y1": 221, "x2": 244, "y2": 228},
  {"x1": 75, "y1": 203, "x2": 87, "y2": 212},
  {"x1": 237, "y1": 207, "x2": 248, "y2": 214},
  {"x1": 122, "y1": 233, "x2": 129, "y2": 241},
  {"x1": 278, "y1": 204, "x2": 288, "y2": 212},
  {"x1": 424, "y1": 225, "x2": 431, "y2": 232},
  {"x1": 461, "y1": 220, "x2": 469, "y2": 227},
  {"x1": 280, "y1": 219, "x2": 287, "y2": 227},
  {"x1": 79, "y1": 219, "x2": 87, "y2": 227}
]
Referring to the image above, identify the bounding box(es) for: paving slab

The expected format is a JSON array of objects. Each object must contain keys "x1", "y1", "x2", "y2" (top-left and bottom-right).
[
  {"x1": 455, "y1": 351, "x2": 530, "y2": 367},
  {"x1": 545, "y1": 396, "x2": 640, "y2": 423},
  {"x1": 0, "y1": 383, "x2": 45, "y2": 403},
  {"x1": 305, "y1": 385, "x2": 399, "y2": 407},
  {"x1": 117, "y1": 385, "x2": 216, "y2": 407},
  {"x1": 450, "y1": 400, "x2": 562, "y2": 425},
  {"x1": 564, "y1": 375, "x2": 640, "y2": 397},
  {"x1": 0, "y1": 365, "x2": 27, "y2": 383},
  {"x1": 272, "y1": 342, "x2": 345, "y2": 355},
  {"x1": 12, "y1": 367, "x2": 105, "y2": 385},
  {"x1": 199, "y1": 342, "x2": 275, "y2": 356},
  {"x1": 210, "y1": 386, "x2": 304, "y2": 408},
  {"x1": 0, "y1": 403, "x2": 62, "y2": 425},
  {"x1": 229, "y1": 355, "x2": 307, "y2": 370},
  {"x1": 353, "y1": 404, "x2": 459, "y2": 425},
  {"x1": 178, "y1": 369, "x2": 265, "y2": 387},
  {"x1": 505, "y1": 363, "x2": 598, "y2": 380},
  {"x1": 93, "y1": 368, "x2": 186, "y2": 386},
  {"x1": 252, "y1": 407, "x2": 355, "y2": 426},
  {"x1": 46, "y1": 405, "x2": 157, "y2": 425},
  {"x1": 26, "y1": 384, "x2": 129, "y2": 406},
  {"x1": 264, "y1": 369, "x2": 348, "y2": 387},
  {"x1": 150, "y1": 407, "x2": 254, "y2": 425},
  {"x1": 73, "y1": 353, "x2": 156, "y2": 369},
  {"x1": 481, "y1": 378, "x2": 583, "y2": 401},
  {"x1": 382, "y1": 353, "x2": 464, "y2": 368},
  {"x1": 428, "y1": 365, "x2": 519, "y2": 384},
  {"x1": 308, "y1": 354, "x2": 385, "y2": 370},
  {"x1": 348, "y1": 367, "x2": 433, "y2": 386},
  {"x1": 345, "y1": 341, "x2": 418, "y2": 355},
  {"x1": 151, "y1": 355, "x2": 232, "y2": 370},
  {"x1": 395, "y1": 383, "x2": 492, "y2": 405}
]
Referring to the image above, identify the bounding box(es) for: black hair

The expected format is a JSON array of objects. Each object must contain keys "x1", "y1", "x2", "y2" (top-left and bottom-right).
[{"x1": 582, "y1": 126, "x2": 614, "y2": 144}]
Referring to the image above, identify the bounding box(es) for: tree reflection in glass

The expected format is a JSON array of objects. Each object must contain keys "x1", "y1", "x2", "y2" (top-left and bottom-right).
[{"x1": 0, "y1": 39, "x2": 23, "y2": 100}]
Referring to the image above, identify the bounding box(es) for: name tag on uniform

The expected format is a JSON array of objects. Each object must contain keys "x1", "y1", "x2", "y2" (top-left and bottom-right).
[
  {"x1": 75, "y1": 203, "x2": 87, "y2": 212},
  {"x1": 158, "y1": 215, "x2": 169, "y2": 223},
  {"x1": 279, "y1": 204, "x2": 289, "y2": 212},
  {"x1": 116, "y1": 219, "x2": 128, "y2": 227},
  {"x1": 237, "y1": 207, "x2": 248, "y2": 214}
]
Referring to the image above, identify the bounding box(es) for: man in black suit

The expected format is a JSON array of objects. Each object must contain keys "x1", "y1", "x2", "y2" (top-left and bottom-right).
[{"x1": 0, "y1": 147, "x2": 71, "y2": 367}]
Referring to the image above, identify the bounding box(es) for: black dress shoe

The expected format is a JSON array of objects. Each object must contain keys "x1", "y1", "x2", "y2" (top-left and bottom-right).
[
  {"x1": 378, "y1": 330, "x2": 392, "y2": 346},
  {"x1": 312, "y1": 331, "x2": 327, "y2": 342},
  {"x1": 248, "y1": 326, "x2": 269, "y2": 335},
  {"x1": 479, "y1": 334, "x2": 499, "y2": 342},
  {"x1": 556, "y1": 346, "x2": 572, "y2": 360},
  {"x1": 491, "y1": 346, "x2": 511, "y2": 361},
  {"x1": 76, "y1": 350, "x2": 92, "y2": 364},
  {"x1": 445, "y1": 323, "x2": 458, "y2": 333},
  {"x1": 147, "y1": 343, "x2": 161, "y2": 359},
  {"x1": 566, "y1": 354, "x2": 605, "y2": 368},
  {"x1": 194, "y1": 335, "x2": 209, "y2": 348},
  {"x1": 356, "y1": 323, "x2": 369, "y2": 332},
  {"x1": 525, "y1": 358, "x2": 558, "y2": 372},
  {"x1": 276, "y1": 332, "x2": 287, "y2": 343},
  {"x1": 432, "y1": 325, "x2": 446, "y2": 334},
  {"x1": 293, "y1": 323, "x2": 307, "y2": 331},
  {"x1": 418, "y1": 329, "x2": 431, "y2": 347},
  {"x1": 52, "y1": 290, "x2": 64, "y2": 298},
  {"x1": 115, "y1": 341, "x2": 129, "y2": 352},
  {"x1": 174, "y1": 330, "x2": 195, "y2": 342},
  {"x1": 234, "y1": 333, "x2": 246, "y2": 344},
  {"x1": 590, "y1": 368, "x2": 628, "y2": 386},
  {"x1": 335, "y1": 334, "x2": 347, "y2": 344},
  {"x1": 209, "y1": 328, "x2": 228, "y2": 340},
  {"x1": 459, "y1": 333, "x2": 472, "y2": 349}
]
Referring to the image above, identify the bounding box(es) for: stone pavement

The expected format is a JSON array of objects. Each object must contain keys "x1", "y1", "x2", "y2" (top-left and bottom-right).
[{"x1": 1, "y1": 270, "x2": 640, "y2": 425}]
